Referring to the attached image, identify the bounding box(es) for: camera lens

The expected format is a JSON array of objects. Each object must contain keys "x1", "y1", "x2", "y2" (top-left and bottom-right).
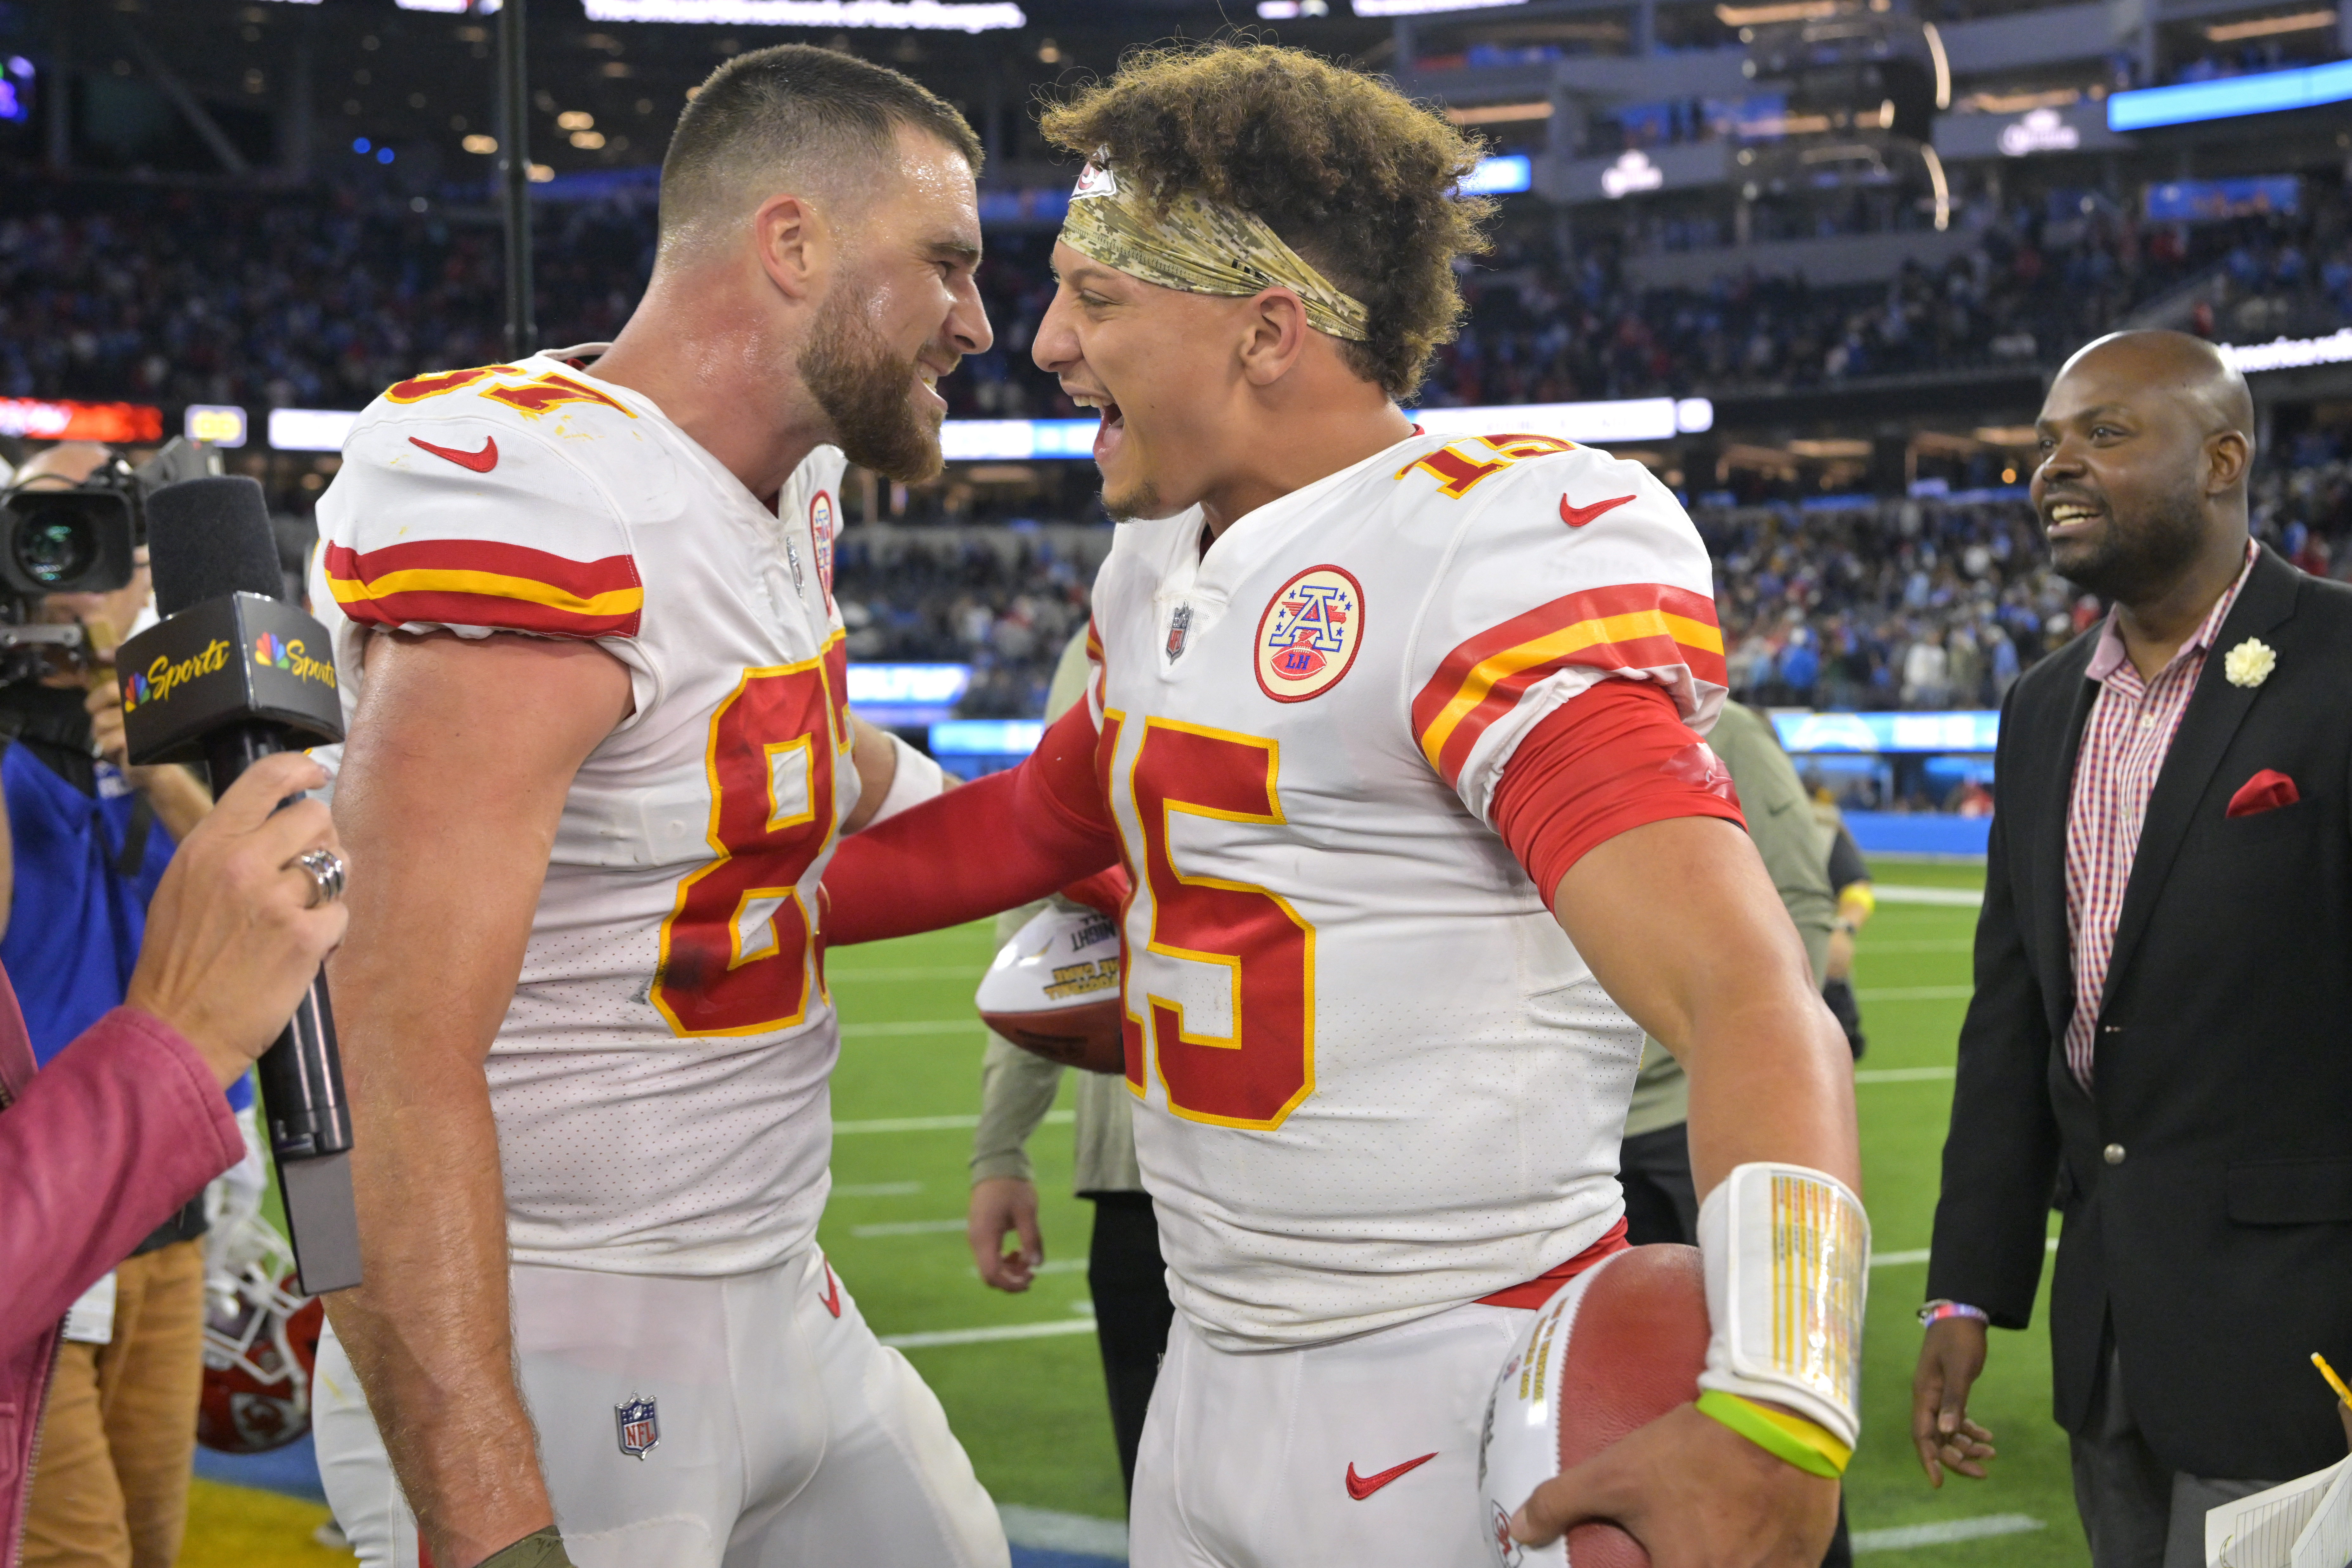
[{"x1": 13, "y1": 516, "x2": 96, "y2": 588}]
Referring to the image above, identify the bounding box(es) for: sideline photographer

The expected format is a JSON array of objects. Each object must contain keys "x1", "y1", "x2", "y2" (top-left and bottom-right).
[{"x1": 0, "y1": 441, "x2": 239, "y2": 1568}]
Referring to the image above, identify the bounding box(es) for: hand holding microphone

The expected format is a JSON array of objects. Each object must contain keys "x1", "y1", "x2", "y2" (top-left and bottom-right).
[
  {"x1": 117, "y1": 474, "x2": 361, "y2": 1294},
  {"x1": 125, "y1": 751, "x2": 348, "y2": 1091}
]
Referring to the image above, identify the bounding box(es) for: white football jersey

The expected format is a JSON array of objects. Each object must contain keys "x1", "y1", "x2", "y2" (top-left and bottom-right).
[
  {"x1": 1087, "y1": 429, "x2": 1728, "y2": 1351},
  {"x1": 312, "y1": 349, "x2": 858, "y2": 1276}
]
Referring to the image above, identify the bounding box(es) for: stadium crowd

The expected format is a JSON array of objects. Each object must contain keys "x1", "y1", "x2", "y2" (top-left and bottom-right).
[
  {"x1": 830, "y1": 435, "x2": 2351, "y2": 723},
  {"x1": 3, "y1": 170, "x2": 2345, "y2": 726},
  {"x1": 3, "y1": 166, "x2": 2345, "y2": 417}
]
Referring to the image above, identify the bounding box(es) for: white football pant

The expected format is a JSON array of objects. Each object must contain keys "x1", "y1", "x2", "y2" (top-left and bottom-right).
[
  {"x1": 313, "y1": 1248, "x2": 1008, "y2": 1568},
  {"x1": 1130, "y1": 1299, "x2": 1530, "y2": 1568}
]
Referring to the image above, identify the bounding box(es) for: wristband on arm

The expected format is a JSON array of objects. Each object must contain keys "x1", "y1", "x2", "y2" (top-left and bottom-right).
[
  {"x1": 1694, "y1": 1163, "x2": 1869, "y2": 1469},
  {"x1": 475, "y1": 1528, "x2": 576, "y2": 1568},
  {"x1": 1918, "y1": 1299, "x2": 1989, "y2": 1329},
  {"x1": 866, "y1": 733, "x2": 947, "y2": 826}
]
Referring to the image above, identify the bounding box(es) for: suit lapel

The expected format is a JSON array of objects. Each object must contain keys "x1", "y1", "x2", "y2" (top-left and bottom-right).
[{"x1": 2098, "y1": 549, "x2": 2301, "y2": 1017}]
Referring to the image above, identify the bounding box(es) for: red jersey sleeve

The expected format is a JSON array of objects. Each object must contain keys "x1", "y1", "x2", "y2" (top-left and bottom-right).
[
  {"x1": 1488, "y1": 678, "x2": 1746, "y2": 911},
  {"x1": 819, "y1": 699, "x2": 1120, "y2": 947}
]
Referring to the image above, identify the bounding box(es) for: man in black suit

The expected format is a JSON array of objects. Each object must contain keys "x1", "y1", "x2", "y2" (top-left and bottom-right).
[{"x1": 1911, "y1": 330, "x2": 2352, "y2": 1568}]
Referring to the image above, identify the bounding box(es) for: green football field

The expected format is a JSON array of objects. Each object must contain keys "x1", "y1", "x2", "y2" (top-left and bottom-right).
[{"x1": 818, "y1": 855, "x2": 2091, "y2": 1566}]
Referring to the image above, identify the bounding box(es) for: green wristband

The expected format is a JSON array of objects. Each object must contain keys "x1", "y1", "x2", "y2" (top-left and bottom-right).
[
  {"x1": 1695, "y1": 1389, "x2": 1851, "y2": 1478},
  {"x1": 476, "y1": 1528, "x2": 577, "y2": 1568}
]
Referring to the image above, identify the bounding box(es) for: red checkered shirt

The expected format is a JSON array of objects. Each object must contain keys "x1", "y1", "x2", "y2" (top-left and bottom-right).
[{"x1": 2062, "y1": 540, "x2": 2258, "y2": 1089}]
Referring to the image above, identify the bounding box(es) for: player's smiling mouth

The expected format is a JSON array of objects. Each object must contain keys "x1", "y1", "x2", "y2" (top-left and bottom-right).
[{"x1": 1069, "y1": 389, "x2": 1126, "y2": 464}]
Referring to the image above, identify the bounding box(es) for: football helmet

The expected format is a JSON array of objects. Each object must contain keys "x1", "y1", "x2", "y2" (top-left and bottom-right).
[{"x1": 196, "y1": 1216, "x2": 325, "y2": 1455}]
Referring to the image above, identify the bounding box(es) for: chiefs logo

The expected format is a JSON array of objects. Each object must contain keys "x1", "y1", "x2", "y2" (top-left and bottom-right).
[{"x1": 1254, "y1": 566, "x2": 1364, "y2": 703}]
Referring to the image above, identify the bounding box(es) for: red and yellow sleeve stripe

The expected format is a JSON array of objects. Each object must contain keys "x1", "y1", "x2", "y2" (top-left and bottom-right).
[
  {"x1": 1411, "y1": 582, "x2": 1726, "y2": 788},
  {"x1": 323, "y1": 538, "x2": 643, "y2": 638}
]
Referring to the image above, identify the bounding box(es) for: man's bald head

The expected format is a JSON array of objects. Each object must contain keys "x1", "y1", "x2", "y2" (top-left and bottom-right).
[
  {"x1": 2032, "y1": 329, "x2": 2256, "y2": 612},
  {"x1": 656, "y1": 44, "x2": 981, "y2": 264},
  {"x1": 2057, "y1": 329, "x2": 2254, "y2": 455}
]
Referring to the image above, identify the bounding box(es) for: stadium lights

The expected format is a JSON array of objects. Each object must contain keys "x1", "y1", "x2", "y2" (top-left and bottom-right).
[
  {"x1": 1352, "y1": 0, "x2": 1526, "y2": 16},
  {"x1": 184, "y1": 405, "x2": 249, "y2": 449},
  {"x1": 2205, "y1": 8, "x2": 2335, "y2": 41},
  {"x1": 0, "y1": 398, "x2": 162, "y2": 443},
  {"x1": 1256, "y1": 1, "x2": 1332, "y2": 16},
  {"x1": 2221, "y1": 328, "x2": 2352, "y2": 373},
  {"x1": 1457, "y1": 154, "x2": 1533, "y2": 196},
  {"x1": 1446, "y1": 101, "x2": 1555, "y2": 126},
  {"x1": 270, "y1": 394, "x2": 1716, "y2": 458},
  {"x1": 575, "y1": 0, "x2": 1026, "y2": 29},
  {"x1": 1602, "y1": 150, "x2": 1665, "y2": 198},
  {"x1": 395, "y1": 0, "x2": 503, "y2": 11},
  {"x1": 2107, "y1": 57, "x2": 2352, "y2": 130},
  {"x1": 1774, "y1": 710, "x2": 2000, "y2": 754}
]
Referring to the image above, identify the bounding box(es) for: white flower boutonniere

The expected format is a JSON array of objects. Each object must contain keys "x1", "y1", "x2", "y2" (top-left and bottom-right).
[{"x1": 2224, "y1": 637, "x2": 2276, "y2": 689}]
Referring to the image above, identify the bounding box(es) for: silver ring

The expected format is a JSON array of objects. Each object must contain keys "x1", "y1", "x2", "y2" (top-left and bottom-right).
[{"x1": 288, "y1": 846, "x2": 346, "y2": 908}]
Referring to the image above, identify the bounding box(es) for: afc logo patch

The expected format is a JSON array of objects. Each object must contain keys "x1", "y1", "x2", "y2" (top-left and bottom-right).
[
  {"x1": 616, "y1": 1394, "x2": 659, "y2": 1460},
  {"x1": 807, "y1": 490, "x2": 836, "y2": 602},
  {"x1": 1254, "y1": 566, "x2": 1364, "y2": 703}
]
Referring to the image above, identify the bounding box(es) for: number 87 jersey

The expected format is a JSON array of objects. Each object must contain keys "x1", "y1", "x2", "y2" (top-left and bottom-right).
[
  {"x1": 1086, "y1": 429, "x2": 1731, "y2": 1353},
  {"x1": 311, "y1": 352, "x2": 859, "y2": 1280}
]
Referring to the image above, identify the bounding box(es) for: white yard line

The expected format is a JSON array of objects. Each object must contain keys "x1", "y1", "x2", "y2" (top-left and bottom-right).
[
  {"x1": 839, "y1": 1019, "x2": 985, "y2": 1038},
  {"x1": 850, "y1": 1219, "x2": 970, "y2": 1237},
  {"x1": 1874, "y1": 885, "x2": 1986, "y2": 908},
  {"x1": 835, "y1": 1110, "x2": 1074, "y2": 1135},
  {"x1": 998, "y1": 1505, "x2": 1130, "y2": 1559},
  {"x1": 883, "y1": 1319, "x2": 1101, "y2": 1349},
  {"x1": 831, "y1": 1182, "x2": 923, "y2": 1197},
  {"x1": 1854, "y1": 1065, "x2": 1958, "y2": 1083},
  {"x1": 1875, "y1": 1239, "x2": 2055, "y2": 1268},
  {"x1": 1851, "y1": 1514, "x2": 2044, "y2": 1552},
  {"x1": 1854, "y1": 986, "x2": 1975, "y2": 1001},
  {"x1": 827, "y1": 966, "x2": 980, "y2": 982}
]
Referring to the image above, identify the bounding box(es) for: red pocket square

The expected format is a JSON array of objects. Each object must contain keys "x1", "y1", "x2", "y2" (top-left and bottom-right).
[{"x1": 2226, "y1": 769, "x2": 2299, "y2": 818}]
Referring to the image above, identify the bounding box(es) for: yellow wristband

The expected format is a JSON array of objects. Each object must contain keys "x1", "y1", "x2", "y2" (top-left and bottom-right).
[{"x1": 1695, "y1": 1390, "x2": 1852, "y2": 1478}]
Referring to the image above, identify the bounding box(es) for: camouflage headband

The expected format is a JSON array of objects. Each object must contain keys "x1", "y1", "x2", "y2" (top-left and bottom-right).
[{"x1": 1057, "y1": 151, "x2": 1370, "y2": 344}]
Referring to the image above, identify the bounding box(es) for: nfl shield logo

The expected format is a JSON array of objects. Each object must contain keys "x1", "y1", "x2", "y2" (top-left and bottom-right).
[
  {"x1": 615, "y1": 1395, "x2": 659, "y2": 1460},
  {"x1": 1165, "y1": 604, "x2": 1194, "y2": 663}
]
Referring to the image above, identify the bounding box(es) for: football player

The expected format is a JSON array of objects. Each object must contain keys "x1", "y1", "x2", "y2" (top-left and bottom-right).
[
  {"x1": 308, "y1": 48, "x2": 996, "y2": 1568},
  {"x1": 820, "y1": 44, "x2": 1864, "y2": 1568}
]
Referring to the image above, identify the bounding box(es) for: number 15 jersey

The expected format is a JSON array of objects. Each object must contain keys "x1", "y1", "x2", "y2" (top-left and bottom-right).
[
  {"x1": 313, "y1": 350, "x2": 858, "y2": 1279},
  {"x1": 1085, "y1": 429, "x2": 1730, "y2": 1351}
]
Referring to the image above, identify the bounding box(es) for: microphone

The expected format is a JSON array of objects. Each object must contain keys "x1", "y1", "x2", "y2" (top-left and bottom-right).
[{"x1": 118, "y1": 476, "x2": 361, "y2": 1295}]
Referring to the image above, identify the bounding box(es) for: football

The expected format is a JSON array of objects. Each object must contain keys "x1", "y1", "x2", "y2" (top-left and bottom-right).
[
  {"x1": 974, "y1": 903, "x2": 1126, "y2": 1074},
  {"x1": 1479, "y1": 1245, "x2": 1712, "y2": 1567}
]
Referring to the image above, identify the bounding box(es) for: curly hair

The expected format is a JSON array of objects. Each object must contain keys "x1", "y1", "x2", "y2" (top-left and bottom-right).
[{"x1": 1039, "y1": 43, "x2": 1492, "y2": 402}]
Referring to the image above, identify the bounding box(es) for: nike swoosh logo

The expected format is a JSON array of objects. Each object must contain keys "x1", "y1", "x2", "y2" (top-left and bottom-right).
[
  {"x1": 1345, "y1": 1452, "x2": 1438, "y2": 1500},
  {"x1": 820, "y1": 1261, "x2": 843, "y2": 1319},
  {"x1": 409, "y1": 435, "x2": 499, "y2": 473},
  {"x1": 1560, "y1": 491, "x2": 1636, "y2": 528}
]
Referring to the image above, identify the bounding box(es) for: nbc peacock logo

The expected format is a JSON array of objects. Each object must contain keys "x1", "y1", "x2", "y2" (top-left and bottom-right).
[
  {"x1": 120, "y1": 670, "x2": 154, "y2": 714},
  {"x1": 253, "y1": 630, "x2": 337, "y2": 691}
]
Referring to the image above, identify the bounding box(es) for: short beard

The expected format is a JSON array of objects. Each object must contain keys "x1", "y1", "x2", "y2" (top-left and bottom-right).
[
  {"x1": 799, "y1": 276, "x2": 942, "y2": 484},
  {"x1": 1100, "y1": 475, "x2": 1163, "y2": 523},
  {"x1": 2052, "y1": 483, "x2": 2209, "y2": 605}
]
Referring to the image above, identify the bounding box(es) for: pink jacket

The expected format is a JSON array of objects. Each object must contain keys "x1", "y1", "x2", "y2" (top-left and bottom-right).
[{"x1": 0, "y1": 981, "x2": 240, "y2": 1568}]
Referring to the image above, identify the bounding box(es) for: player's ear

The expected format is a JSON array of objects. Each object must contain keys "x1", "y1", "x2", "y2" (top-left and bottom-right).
[
  {"x1": 751, "y1": 192, "x2": 827, "y2": 306},
  {"x1": 1238, "y1": 287, "x2": 1310, "y2": 388}
]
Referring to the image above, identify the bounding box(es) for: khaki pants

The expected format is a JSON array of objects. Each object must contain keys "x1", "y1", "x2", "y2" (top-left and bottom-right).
[{"x1": 24, "y1": 1239, "x2": 207, "y2": 1568}]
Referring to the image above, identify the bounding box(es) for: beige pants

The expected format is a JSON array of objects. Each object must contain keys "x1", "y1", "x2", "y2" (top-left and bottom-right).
[{"x1": 23, "y1": 1240, "x2": 207, "y2": 1568}]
